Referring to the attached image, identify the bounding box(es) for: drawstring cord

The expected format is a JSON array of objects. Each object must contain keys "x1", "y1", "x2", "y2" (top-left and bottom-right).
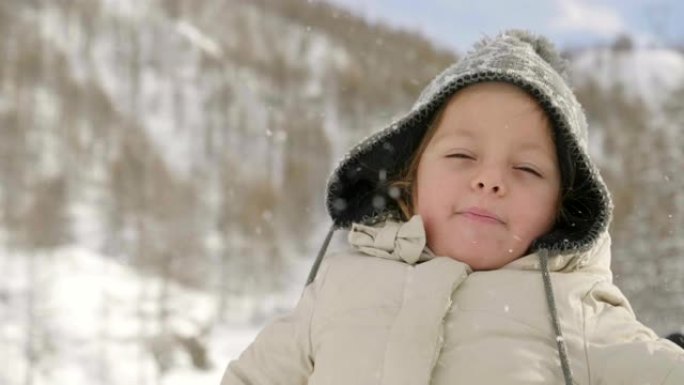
[
  {"x1": 305, "y1": 224, "x2": 337, "y2": 287},
  {"x1": 539, "y1": 249, "x2": 574, "y2": 385}
]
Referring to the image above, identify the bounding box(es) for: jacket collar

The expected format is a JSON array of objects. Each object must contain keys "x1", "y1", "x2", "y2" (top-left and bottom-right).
[
  {"x1": 348, "y1": 215, "x2": 433, "y2": 265},
  {"x1": 348, "y1": 215, "x2": 612, "y2": 277}
]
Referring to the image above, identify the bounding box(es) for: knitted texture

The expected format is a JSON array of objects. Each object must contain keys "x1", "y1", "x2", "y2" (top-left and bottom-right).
[{"x1": 325, "y1": 29, "x2": 613, "y2": 254}]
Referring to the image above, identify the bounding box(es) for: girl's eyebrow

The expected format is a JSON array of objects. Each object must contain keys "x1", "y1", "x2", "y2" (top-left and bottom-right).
[
  {"x1": 517, "y1": 142, "x2": 544, "y2": 152},
  {"x1": 431, "y1": 130, "x2": 555, "y2": 160},
  {"x1": 517, "y1": 142, "x2": 554, "y2": 157},
  {"x1": 432, "y1": 129, "x2": 476, "y2": 143}
]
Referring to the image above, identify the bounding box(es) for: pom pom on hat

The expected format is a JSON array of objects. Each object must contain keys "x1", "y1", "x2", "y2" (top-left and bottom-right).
[{"x1": 473, "y1": 29, "x2": 570, "y2": 81}]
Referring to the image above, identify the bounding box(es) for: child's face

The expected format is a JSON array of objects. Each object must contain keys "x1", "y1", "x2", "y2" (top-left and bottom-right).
[{"x1": 413, "y1": 82, "x2": 561, "y2": 270}]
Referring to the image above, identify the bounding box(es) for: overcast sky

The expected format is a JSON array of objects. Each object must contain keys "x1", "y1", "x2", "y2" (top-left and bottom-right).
[{"x1": 325, "y1": 0, "x2": 683, "y2": 52}]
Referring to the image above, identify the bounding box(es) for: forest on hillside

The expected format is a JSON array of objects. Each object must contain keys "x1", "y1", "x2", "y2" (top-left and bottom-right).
[{"x1": 1, "y1": 0, "x2": 683, "y2": 383}]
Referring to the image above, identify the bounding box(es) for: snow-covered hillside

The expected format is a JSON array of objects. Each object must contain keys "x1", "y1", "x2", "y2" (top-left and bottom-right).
[
  {"x1": 0, "y1": 245, "x2": 302, "y2": 384},
  {"x1": 1, "y1": 0, "x2": 683, "y2": 384},
  {"x1": 2, "y1": 246, "x2": 212, "y2": 384},
  {"x1": 572, "y1": 47, "x2": 684, "y2": 112}
]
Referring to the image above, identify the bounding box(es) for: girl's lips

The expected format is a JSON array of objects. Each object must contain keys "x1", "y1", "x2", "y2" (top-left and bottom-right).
[{"x1": 459, "y1": 207, "x2": 504, "y2": 224}]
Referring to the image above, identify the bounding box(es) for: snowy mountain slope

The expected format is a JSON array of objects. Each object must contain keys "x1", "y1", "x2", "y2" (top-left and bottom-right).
[
  {"x1": 0, "y1": 242, "x2": 316, "y2": 384},
  {"x1": 571, "y1": 47, "x2": 684, "y2": 112},
  {"x1": 1, "y1": 246, "x2": 219, "y2": 385},
  {"x1": 8, "y1": 0, "x2": 454, "y2": 275},
  {"x1": 1, "y1": 0, "x2": 684, "y2": 384},
  {"x1": 568, "y1": 46, "x2": 684, "y2": 334}
]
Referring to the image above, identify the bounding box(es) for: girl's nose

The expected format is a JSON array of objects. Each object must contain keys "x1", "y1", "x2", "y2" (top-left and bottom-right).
[{"x1": 471, "y1": 169, "x2": 506, "y2": 195}]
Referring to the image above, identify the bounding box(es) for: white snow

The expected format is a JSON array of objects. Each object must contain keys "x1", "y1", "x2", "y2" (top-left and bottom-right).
[
  {"x1": 176, "y1": 20, "x2": 223, "y2": 59},
  {"x1": 6, "y1": 0, "x2": 684, "y2": 384},
  {"x1": 100, "y1": 0, "x2": 151, "y2": 21},
  {"x1": 0, "y1": 245, "x2": 266, "y2": 385},
  {"x1": 572, "y1": 48, "x2": 684, "y2": 111},
  {"x1": 552, "y1": 0, "x2": 624, "y2": 37}
]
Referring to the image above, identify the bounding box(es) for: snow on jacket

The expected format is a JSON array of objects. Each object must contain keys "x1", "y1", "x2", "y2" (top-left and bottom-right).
[{"x1": 221, "y1": 216, "x2": 684, "y2": 385}]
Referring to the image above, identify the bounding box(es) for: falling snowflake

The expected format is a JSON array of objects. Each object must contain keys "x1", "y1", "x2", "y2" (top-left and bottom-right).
[
  {"x1": 333, "y1": 198, "x2": 347, "y2": 211},
  {"x1": 372, "y1": 195, "x2": 386, "y2": 210}
]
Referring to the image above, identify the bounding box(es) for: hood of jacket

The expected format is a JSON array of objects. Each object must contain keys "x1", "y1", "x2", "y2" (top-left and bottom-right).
[{"x1": 325, "y1": 29, "x2": 613, "y2": 255}]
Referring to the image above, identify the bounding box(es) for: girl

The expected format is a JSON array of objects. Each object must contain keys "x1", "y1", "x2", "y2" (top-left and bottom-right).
[{"x1": 221, "y1": 30, "x2": 684, "y2": 384}]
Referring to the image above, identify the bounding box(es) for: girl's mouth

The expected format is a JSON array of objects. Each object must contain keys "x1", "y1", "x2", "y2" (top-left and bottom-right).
[{"x1": 459, "y1": 207, "x2": 504, "y2": 224}]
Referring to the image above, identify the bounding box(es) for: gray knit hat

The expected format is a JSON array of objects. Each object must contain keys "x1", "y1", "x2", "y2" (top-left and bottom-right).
[{"x1": 325, "y1": 29, "x2": 613, "y2": 254}]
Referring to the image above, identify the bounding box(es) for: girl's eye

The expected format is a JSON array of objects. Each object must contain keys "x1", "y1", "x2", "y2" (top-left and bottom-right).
[
  {"x1": 446, "y1": 153, "x2": 474, "y2": 160},
  {"x1": 516, "y1": 166, "x2": 542, "y2": 177}
]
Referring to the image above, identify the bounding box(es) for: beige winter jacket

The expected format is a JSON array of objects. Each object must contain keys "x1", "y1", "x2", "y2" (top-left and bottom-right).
[{"x1": 221, "y1": 216, "x2": 684, "y2": 384}]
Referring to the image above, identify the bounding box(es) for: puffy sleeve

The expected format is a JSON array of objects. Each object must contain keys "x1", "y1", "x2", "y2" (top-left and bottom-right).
[
  {"x1": 220, "y1": 266, "x2": 326, "y2": 385},
  {"x1": 582, "y1": 280, "x2": 684, "y2": 384}
]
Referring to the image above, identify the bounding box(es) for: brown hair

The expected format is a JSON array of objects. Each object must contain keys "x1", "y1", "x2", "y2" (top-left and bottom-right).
[{"x1": 389, "y1": 105, "x2": 447, "y2": 220}]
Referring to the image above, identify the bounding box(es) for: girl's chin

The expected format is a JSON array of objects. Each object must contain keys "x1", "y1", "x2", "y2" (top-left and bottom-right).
[{"x1": 432, "y1": 243, "x2": 521, "y2": 269}]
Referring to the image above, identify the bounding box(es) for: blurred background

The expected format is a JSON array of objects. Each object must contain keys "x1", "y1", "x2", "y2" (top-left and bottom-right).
[{"x1": 0, "y1": 0, "x2": 682, "y2": 383}]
